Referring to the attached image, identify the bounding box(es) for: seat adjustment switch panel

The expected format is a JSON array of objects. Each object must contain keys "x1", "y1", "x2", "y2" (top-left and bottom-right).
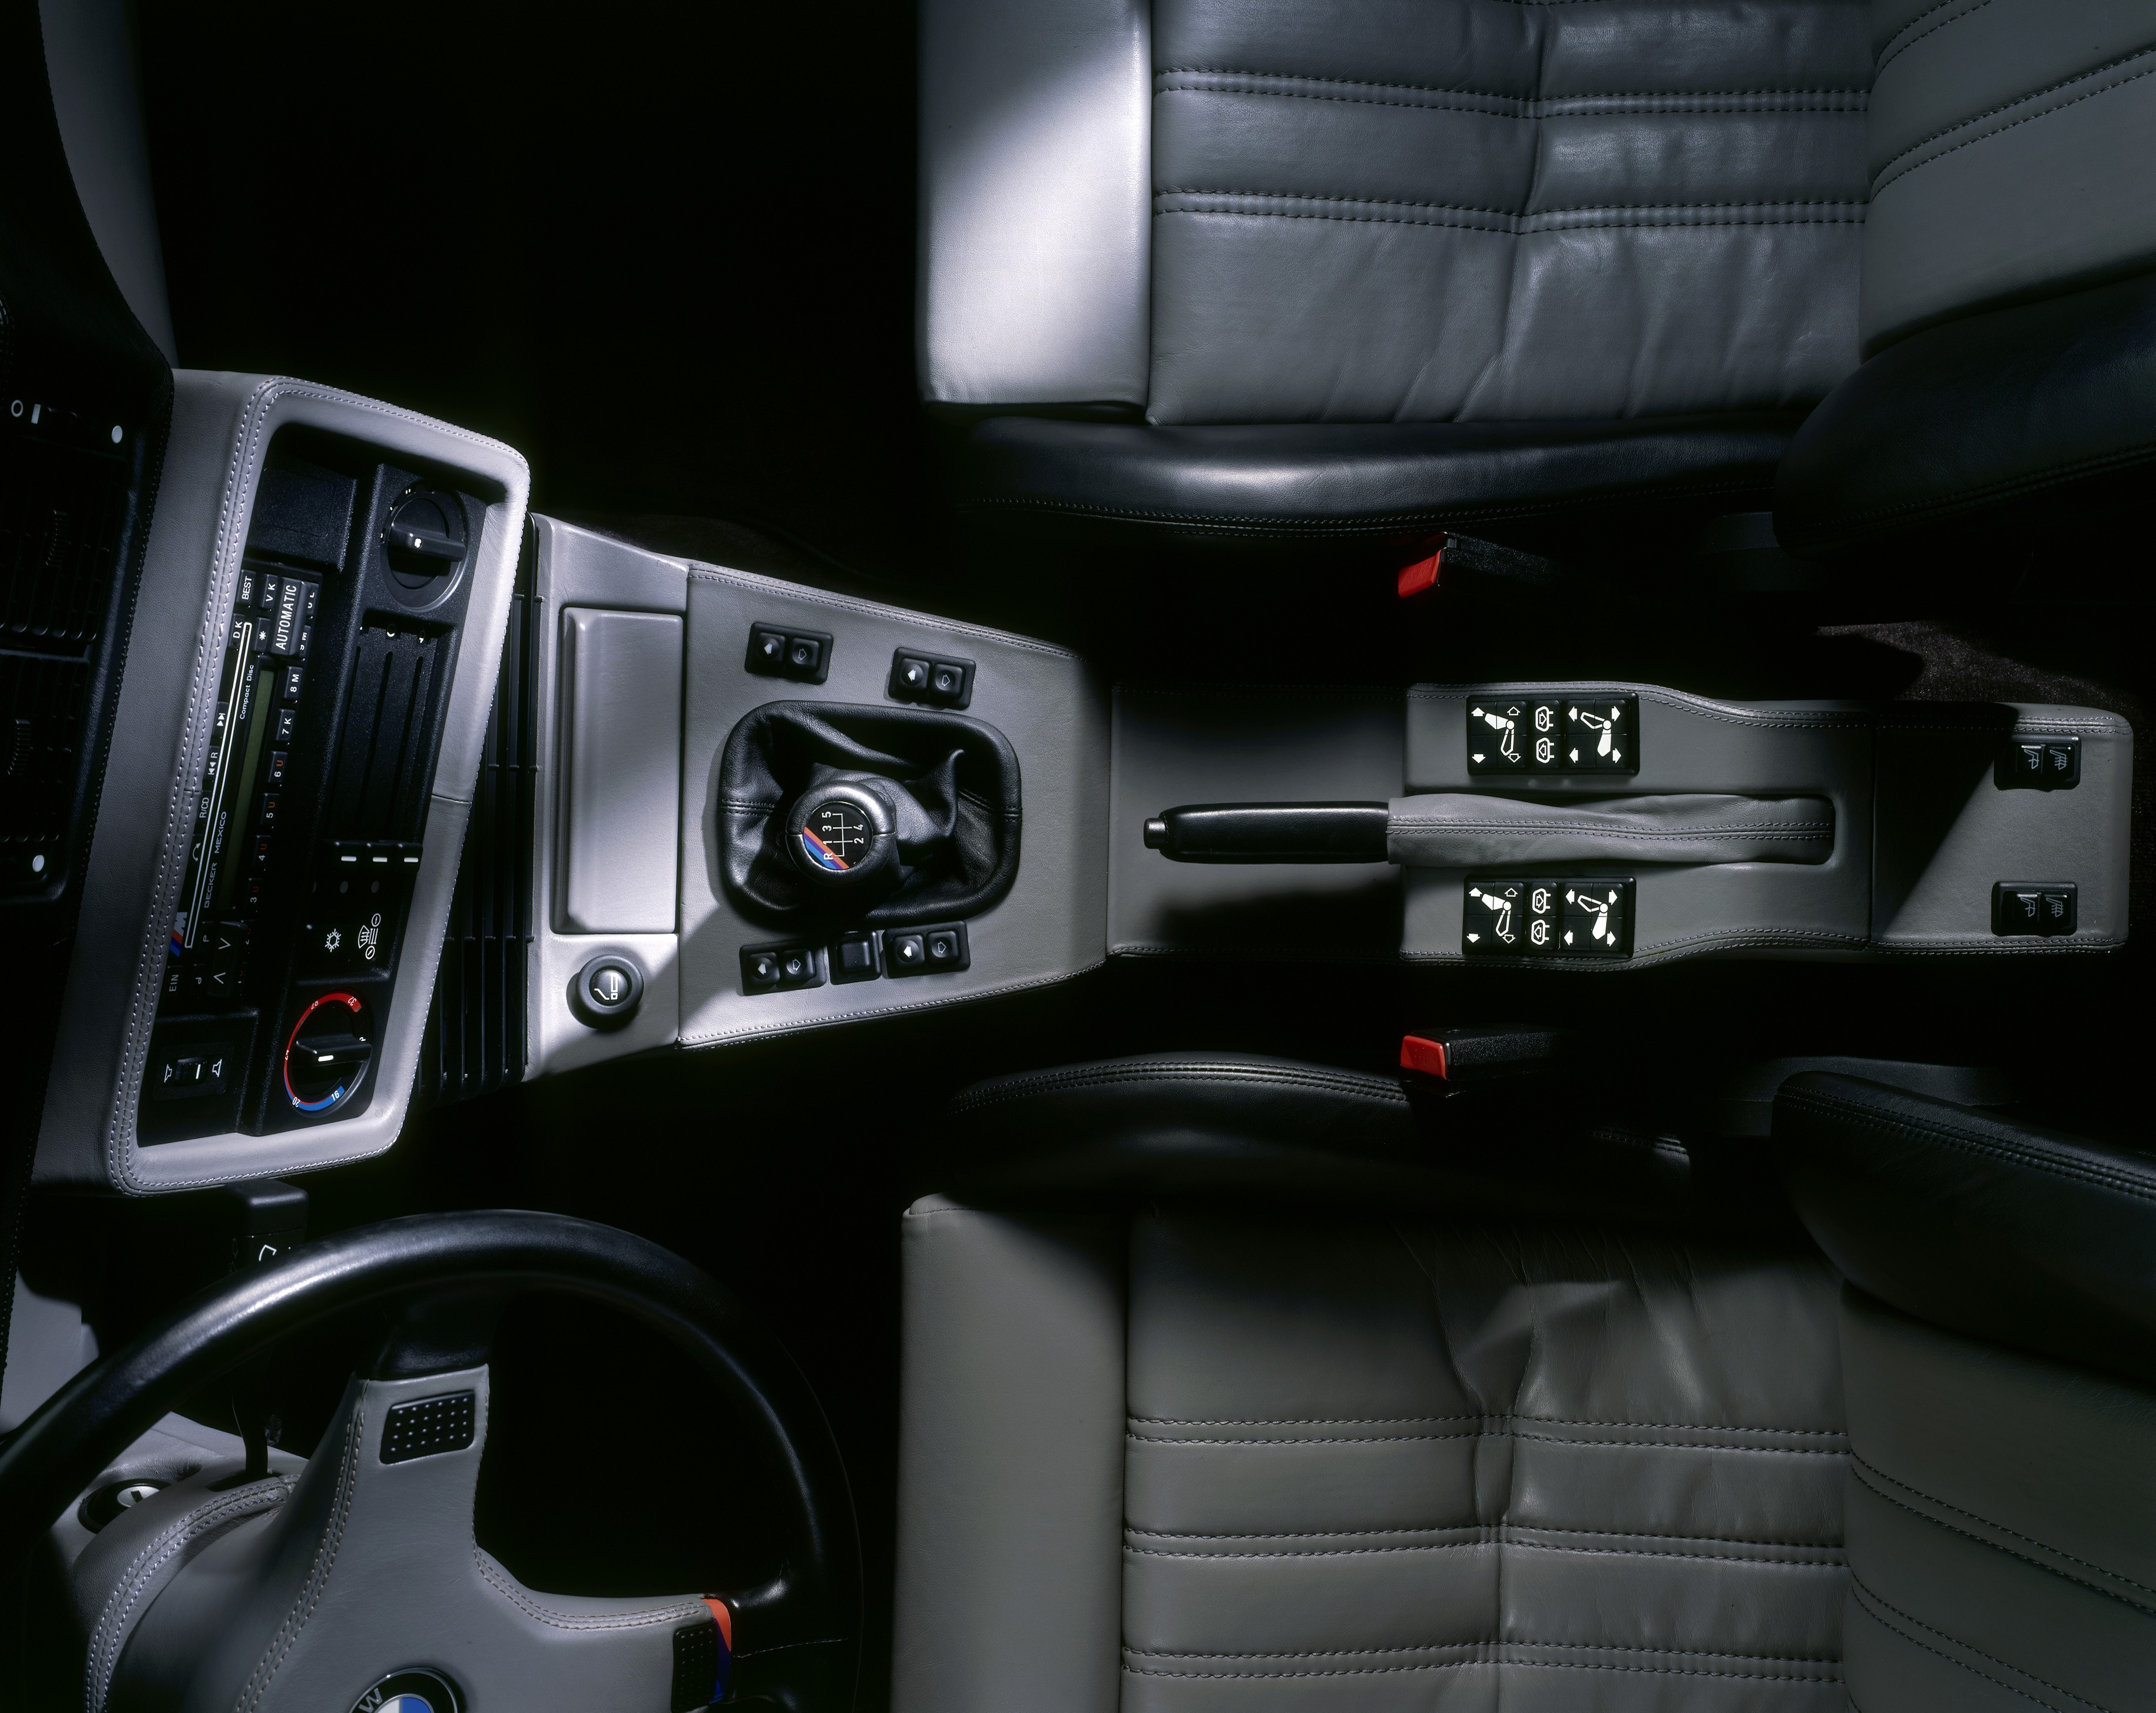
[
  {"x1": 1464, "y1": 879, "x2": 1634, "y2": 957},
  {"x1": 1466, "y1": 696, "x2": 1637, "y2": 776}
]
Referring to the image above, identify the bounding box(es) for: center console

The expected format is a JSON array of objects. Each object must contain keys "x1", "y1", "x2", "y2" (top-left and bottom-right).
[
  {"x1": 34, "y1": 374, "x2": 2133, "y2": 1197},
  {"x1": 36, "y1": 375, "x2": 527, "y2": 1193}
]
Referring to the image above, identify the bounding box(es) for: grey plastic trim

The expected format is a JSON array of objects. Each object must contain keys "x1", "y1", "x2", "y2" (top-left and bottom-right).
[
  {"x1": 555, "y1": 608, "x2": 683, "y2": 935},
  {"x1": 526, "y1": 521, "x2": 688, "y2": 1081},
  {"x1": 35, "y1": 373, "x2": 529, "y2": 1192}
]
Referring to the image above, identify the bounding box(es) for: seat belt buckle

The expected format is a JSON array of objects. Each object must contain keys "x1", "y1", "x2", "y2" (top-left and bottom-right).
[
  {"x1": 1400, "y1": 1025, "x2": 1581, "y2": 1085},
  {"x1": 1396, "y1": 537, "x2": 1448, "y2": 598}
]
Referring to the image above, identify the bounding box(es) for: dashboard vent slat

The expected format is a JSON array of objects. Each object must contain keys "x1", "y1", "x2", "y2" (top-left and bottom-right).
[{"x1": 419, "y1": 523, "x2": 536, "y2": 1106}]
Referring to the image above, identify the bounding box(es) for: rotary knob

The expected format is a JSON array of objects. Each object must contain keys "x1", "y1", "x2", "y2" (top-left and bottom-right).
[{"x1": 783, "y1": 781, "x2": 897, "y2": 889}]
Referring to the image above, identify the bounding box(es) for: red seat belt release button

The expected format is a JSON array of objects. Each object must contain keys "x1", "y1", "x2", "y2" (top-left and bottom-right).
[
  {"x1": 1399, "y1": 1035, "x2": 1449, "y2": 1079},
  {"x1": 1397, "y1": 542, "x2": 1445, "y2": 598}
]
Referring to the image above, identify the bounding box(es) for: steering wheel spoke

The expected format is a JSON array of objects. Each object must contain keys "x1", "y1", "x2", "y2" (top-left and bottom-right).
[{"x1": 0, "y1": 1212, "x2": 859, "y2": 1713}]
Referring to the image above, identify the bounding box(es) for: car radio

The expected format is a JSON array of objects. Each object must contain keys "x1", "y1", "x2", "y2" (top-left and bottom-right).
[{"x1": 139, "y1": 432, "x2": 485, "y2": 1143}]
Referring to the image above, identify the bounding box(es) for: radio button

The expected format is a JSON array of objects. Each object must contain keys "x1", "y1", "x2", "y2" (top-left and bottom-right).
[
  {"x1": 267, "y1": 577, "x2": 306, "y2": 655},
  {"x1": 280, "y1": 665, "x2": 304, "y2": 702},
  {"x1": 273, "y1": 707, "x2": 297, "y2": 743}
]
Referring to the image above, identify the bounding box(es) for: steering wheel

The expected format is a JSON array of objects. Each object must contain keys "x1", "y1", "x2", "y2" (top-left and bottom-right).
[{"x1": 0, "y1": 1211, "x2": 859, "y2": 1712}]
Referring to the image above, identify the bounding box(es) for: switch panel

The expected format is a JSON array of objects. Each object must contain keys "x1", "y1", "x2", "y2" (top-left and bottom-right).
[
  {"x1": 744, "y1": 623, "x2": 833, "y2": 685},
  {"x1": 1463, "y1": 879, "x2": 1635, "y2": 957},
  {"x1": 1992, "y1": 882, "x2": 2077, "y2": 937},
  {"x1": 1466, "y1": 696, "x2": 1637, "y2": 776},
  {"x1": 1995, "y1": 736, "x2": 2081, "y2": 790},
  {"x1": 885, "y1": 921, "x2": 971, "y2": 976},
  {"x1": 889, "y1": 650, "x2": 975, "y2": 710},
  {"x1": 740, "y1": 942, "x2": 825, "y2": 993}
]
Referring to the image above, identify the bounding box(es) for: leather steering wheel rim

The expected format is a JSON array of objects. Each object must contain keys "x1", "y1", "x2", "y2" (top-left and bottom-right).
[{"x1": 0, "y1": 1208, "x2": 860, "y2": 1709}]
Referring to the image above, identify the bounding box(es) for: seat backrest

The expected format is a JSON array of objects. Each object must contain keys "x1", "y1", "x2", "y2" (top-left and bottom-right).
[
  {"x1": 1861, "y1": 0, "x2": 2156, "y2": 354},
  {"x1": 1777, "y1": 1073, "x2": 2156, "y2": 1708},
  {"x1": 918, "y1": 0, "x2": 1875, "y2": 426},
  {"x1": 1776, "y1": 1, "x2": 2156, "y2": 555}
]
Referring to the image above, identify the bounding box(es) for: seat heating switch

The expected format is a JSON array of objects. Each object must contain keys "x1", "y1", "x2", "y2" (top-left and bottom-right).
[{"x1": 1992, "y1": 882, "x2": 2076, "y2": 937}]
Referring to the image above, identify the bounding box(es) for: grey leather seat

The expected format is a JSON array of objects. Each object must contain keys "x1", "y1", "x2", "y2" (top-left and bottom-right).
[
  {"x1": 920, "y1": 0, "x2": 2156, "y2": 573},
  {"x1": 893, "y1": 1056, "x2": 1856, "y2": 1711},
  {"x1": 1777, "y1": 1073, "x2": 2156, "y2": 1709}
]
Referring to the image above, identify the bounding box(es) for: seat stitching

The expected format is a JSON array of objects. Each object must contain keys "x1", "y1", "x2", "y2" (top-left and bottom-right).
[
  {"x1": 1778, "y1": 1088, "x2": 2156, "y2": 1204},
  {"x1": 1125, "y1": 1641, "x2": 1840, "y2": 1665},
  {"x1": 1158, "y1": 190, "x2": 1870, "y2": 230},
  {"x1": 1124, "y1": 1538, "x2": 1846, "y2": 1563},
  {"x1": 1161, "y1": 208, "x2": 1866, "y2": 231},
  {"x1": 1130, "y1": 1414, "x2": 1846, "y2": 1434},
  {"x1": 1849, "y1": 1574, "x2": 2111, "y2": 1713},
  {"x1": 1155, "y1": 71, "x2": 1867, "y2": 117},
  {"x1": 1124, "y1": 1656, "x2": 1840, "y2": 1681},
  {"x1": 1876, "y1": 0, "x2": 1996, "y2": 75},
  {"x1": 1392, "y1": 821, "x2": 1833, "y2": 835},
  {"x1": 1132, "y1": 1430, "x2": 1479, "y2": 1445},
  {"x1": 1128, "y1": 1523, "x2": 1844, "y2": 1550},
  {"x1": 1873, "y1": 49, "x2": 2156, "y2": 193},
  {"x1": 1850, "y1": 1457, "x2": 2156, "y2": 1609}
]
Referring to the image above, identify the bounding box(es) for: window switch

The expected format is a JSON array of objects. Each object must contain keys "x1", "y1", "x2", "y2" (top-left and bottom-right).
[
  {"x1": 1993, "y1": 882, "x2": 2076, "y2": 936},
  {"x1": 747, "y1": 625, "x2": 789, "y2": 673},
  {"x1": 744, "y1": 624, "x2": 833, "y2": 685},
  {"x1": 741, "y1": 943, "x2": 824, "y2": 992},
  {"x1": 889, "y1": 650, "x2": 975, "y2": 710},
  {"x1": 887, "y1": 922, "x2": 969, "y2": 976}
]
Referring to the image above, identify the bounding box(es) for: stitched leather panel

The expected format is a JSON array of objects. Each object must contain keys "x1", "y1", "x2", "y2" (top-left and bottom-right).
[
  {"x1": 1386, "y1": 791, "x2": 1836, "y2": 867},
  {"x1": 1860, "y1": 0, "x2": 2156, "y2": 348},
  {"x1": 1146, "y1": 0, "x2": 1871, "y2": 423},
  {"x1": 1776, "y1": 267, "x2": 2156, "y2": 551},
  {"x1": 1776, "y1": 1071, "x2": 2156, "y2": 1389},
  {"x1": 1122, "y1": 1214, "x2": 1850, "y2": 1709},
  {"x1": 1837, "y1": 1292, "x2": 2156, "y2": 1712}
]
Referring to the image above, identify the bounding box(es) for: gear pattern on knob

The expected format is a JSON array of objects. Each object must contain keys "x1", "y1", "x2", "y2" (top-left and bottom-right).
[
  {"x1": 783, "y1": 781, "x2": 897, "y2": 888},
  {"x1": 800, "y1": 800, "x2": 872, "y2": 873}
]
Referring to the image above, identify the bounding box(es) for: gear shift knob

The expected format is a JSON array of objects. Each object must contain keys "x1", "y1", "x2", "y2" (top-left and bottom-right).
[{"x1": 783, "y1": 780, "x2": 899, "y2": 887}]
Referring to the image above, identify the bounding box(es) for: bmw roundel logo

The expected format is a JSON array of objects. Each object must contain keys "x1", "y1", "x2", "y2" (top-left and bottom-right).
[{"x1": 350, "y1": 1668, "x2": 462, "y2": 1713}]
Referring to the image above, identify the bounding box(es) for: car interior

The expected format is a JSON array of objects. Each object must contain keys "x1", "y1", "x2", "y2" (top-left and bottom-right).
[{"x1": 2, "y1": 0, "x2": 2154, "y2": 1708}]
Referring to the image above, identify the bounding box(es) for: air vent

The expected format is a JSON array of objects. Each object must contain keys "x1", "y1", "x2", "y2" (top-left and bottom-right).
[
  {"x1": 419, "y1": 525, "x2": 536, "y2": 1105},
  {"x1": 0, "y1": 438, "x2": 129, "y2": 891}
]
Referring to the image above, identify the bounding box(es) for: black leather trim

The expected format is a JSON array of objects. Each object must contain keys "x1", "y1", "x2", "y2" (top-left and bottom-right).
[
  {"x1": 0, "y1": 1211, "x2": 861, "y2": 1708},
  {"x1": 1776, "y1": 1072, "x2": 2156, "y2": 1390},
  {"x1": 955, "y1": 413, "x2": 1803, "y2": 541},
  {"x1": 1776, "y1": 270, "x2": 2156, "y2": 556},
  {"x1": 926, "y1": 1053, "x2": 1795, "y2": 1230}
]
